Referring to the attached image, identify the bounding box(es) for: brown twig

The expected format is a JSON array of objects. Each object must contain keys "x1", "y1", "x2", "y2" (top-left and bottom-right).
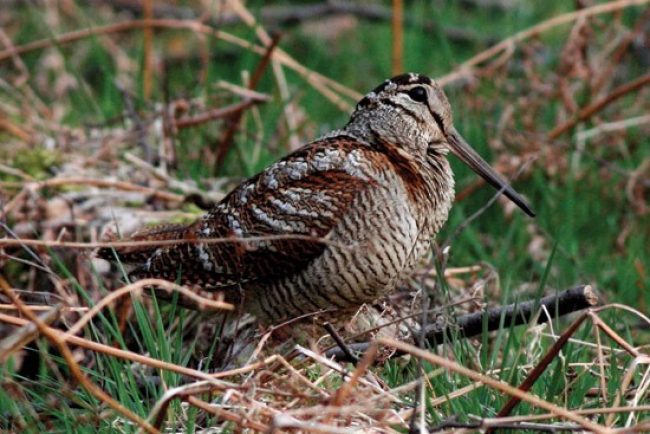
[
  {"x1": 0, "y1": 18, "x2": 360, "y2": 110},
  {"x1": 483, "y1": 404, "x2": 650, "y2": 424},
  {"x1": 591, "y1": 9, "x2": 650, "y2": 95},
  {"x1": 214, "y1": 33, "x2": 281, "y2": 172},
  {"x1": 142, "y1": 0, "x2": 153, "y2": 100},
  {"x1": 0, "y1": 114, "x2": 33, "y2": 142},
  {"x1": 3, "y1": 177, "x2": 183, "y2": 216},
  {"x1": 548, "y1": 73, "x2": 650, "y2": 139},
  {"x1": 186, "y1": 396, "x2": 270, "y2": 431},
  {"x1": 457, "y1": 72, "x2": 649, "y2": 204},
  {"x1": 322, "y1": 322, "x2": 359, "y2": 365},
  {"x1": 331, "y1": 343, "x2": 379, "y2": 406},
  {"x1": 430, "y1": 418, "x2": 585, "y2": 432},
  {"x1": 0, "y1": 312, "x2": 236, "y2": 385},
  {"x1": 174, "y1": 98, "x2": 260, "y2": 130},
  {"x1": 0, "y1": 233, "x2": 350, "y2": 251}
]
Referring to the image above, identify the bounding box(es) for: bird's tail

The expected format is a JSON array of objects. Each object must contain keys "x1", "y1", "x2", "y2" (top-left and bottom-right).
[{"x1": 96, "y1": 223, "x2": 191, "y2": 265}]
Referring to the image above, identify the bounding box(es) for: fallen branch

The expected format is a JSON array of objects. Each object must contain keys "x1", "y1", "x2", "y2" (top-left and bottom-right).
[{"x1": 325, "y1": 285, "x2": 598, "y2": 361}]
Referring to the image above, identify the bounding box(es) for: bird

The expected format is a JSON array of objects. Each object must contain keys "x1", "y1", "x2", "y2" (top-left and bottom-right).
[{"x1": 98, "y1": 73, "x2": 534, "y2": 325}]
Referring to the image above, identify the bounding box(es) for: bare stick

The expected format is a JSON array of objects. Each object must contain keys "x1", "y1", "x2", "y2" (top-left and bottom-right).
[
  {"x1": 174, "y1": 98, "x2": 260, "y2": 129},
  {"x1": 322, "y1": 322, "x2": 359, "y2": 365},
  {"x1": 1, "y1": 233, "x2": 351, "y2": 251},
  {"x1": 3, "y1": 177, "x2": 183, "y2": 215},
  {"x1": 214, "y1": 33, "x2": 281, "y2": 172},
  {"x1": 427, "y1": 285, "x2": 598, "y2": 344},
  {"x1": 142, "y1": 0, "x2": 153, "y2": 99},
  {"x1": 325, "y1": 285, "x2": 598, "y2": 361},
  {"x1": 92, "y1": 0, "x2": 488, "y2": 45}
]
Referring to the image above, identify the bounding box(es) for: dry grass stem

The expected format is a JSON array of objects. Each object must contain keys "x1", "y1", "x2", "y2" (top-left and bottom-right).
[
  {"x1": 378, "y1": 337, "x2": 614, "y2": 433},
  {"x1": 0, "y1": 312, "x2": 237, "y2": 386},
  {"x1": 62, "y1": 278, "x2": 232, "y2": 339},
  {"x1": 0, "y1": 286, "x2": 161, "y2": 434}
]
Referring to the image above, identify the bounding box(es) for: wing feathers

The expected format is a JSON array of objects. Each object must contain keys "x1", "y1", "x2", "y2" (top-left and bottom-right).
[{"x1": 102, "y1": 136, "x2": 382, "y2": 291}]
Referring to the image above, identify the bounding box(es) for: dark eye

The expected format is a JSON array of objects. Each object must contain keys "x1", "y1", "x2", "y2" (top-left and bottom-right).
[{"x1": 407, "y1": 86, "x2": 427, "y2": 103}]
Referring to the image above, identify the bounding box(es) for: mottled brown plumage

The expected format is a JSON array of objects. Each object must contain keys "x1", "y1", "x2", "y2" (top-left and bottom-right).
[{"x1": 98, "y1": 73, "x2": 534, "y2": 323}]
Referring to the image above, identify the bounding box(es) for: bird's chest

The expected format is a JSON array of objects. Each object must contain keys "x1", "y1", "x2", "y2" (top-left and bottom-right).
[
  {"x1": 356, "y1": 171, "x2": 447, "y2": 280},
  {"x1": 397, "y1": 161, "x2": 455, "y2": 268}
]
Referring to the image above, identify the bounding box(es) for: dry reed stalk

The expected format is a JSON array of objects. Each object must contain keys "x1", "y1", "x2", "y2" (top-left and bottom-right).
[
  {"x1": 142, "y1": 0, "x2": 153, "y2": 99},
  {"x1": 0, "y1": 233, "x2": 350, "y2": 252},
  {"x1": 391, "y1": 0, "x2": 403, "y2": 76}
]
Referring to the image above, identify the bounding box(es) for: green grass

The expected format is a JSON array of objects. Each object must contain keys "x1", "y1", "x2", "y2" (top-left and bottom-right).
[{"x1": 1, "y1": 0, "x2": 648, "y2": 432}]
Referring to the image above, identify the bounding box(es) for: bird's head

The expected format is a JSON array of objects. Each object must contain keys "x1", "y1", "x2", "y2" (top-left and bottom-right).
[{"x1": 348, "y1": 73, "x2": 534, "y2": 217}]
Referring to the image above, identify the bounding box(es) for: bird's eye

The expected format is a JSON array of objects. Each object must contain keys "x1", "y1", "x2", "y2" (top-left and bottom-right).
[{"x1": 407, "y1": 86, "x2": 428, "y2": 103}]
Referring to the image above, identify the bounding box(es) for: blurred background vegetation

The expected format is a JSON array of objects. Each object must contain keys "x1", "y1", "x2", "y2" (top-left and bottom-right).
[{"x1": 0, "y1": 0, "x2": 648, "y2": 432}]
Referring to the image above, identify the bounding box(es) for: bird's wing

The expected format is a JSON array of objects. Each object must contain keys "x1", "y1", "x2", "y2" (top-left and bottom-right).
[{"x1": 131, "y1": 136, "x2": 379, "y2": 289}]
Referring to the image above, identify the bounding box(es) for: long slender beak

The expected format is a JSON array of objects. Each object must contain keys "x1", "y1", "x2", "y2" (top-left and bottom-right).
[{"x1": 447, "y1": 128, "x2": 535, "y2": 217}]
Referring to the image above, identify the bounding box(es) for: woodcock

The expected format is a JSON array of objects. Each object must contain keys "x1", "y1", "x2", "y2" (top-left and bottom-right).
[{"x1": 98, "y1": 73, "x2": 534, "y2": 324}]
